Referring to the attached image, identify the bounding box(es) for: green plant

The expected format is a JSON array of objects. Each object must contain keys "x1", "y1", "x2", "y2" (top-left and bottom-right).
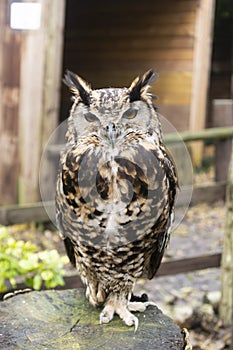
[{"x1": 0, "y1": 226, "x2": 69, "y2": 292}]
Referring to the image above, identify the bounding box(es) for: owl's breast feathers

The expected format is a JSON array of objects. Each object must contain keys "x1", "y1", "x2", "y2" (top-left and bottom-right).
[{"x1": 56, "y1": 134, "x2": 177, "y2": 279}]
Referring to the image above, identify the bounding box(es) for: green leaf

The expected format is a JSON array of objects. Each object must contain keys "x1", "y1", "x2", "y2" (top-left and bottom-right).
[
  {"x1": 41, "y1": 270, "x2": 53, "y2": 281},
  {"x1": 33, "y1": 275, "x2": 42, "y2": 290}
]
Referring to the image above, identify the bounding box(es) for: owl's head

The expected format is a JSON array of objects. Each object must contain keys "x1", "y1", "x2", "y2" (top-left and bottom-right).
[{"x1": 64, "y1": 70, "x2": 161, "y2": 146}]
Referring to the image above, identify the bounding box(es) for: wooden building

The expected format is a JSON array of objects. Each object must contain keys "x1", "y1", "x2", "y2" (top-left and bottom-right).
[{"x1": 0, "y1": 0, "x2": 217, "y2": 204}]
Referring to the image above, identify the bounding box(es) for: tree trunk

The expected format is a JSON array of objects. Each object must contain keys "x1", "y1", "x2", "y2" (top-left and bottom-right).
[{"x1": 0, "y1": 289, "x2": 192, "y2": 350}]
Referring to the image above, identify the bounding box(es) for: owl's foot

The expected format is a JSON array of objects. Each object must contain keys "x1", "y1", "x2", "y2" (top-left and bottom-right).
[
  {"x1": 99, "y1": 296, "x2": 155, "y2": 332},
  {"x1": 100, "y1": 302, "x2": 139, "y2": 332}
]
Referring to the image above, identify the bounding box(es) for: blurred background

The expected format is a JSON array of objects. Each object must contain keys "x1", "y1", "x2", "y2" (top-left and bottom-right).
[
  {"x1": 0, "y1": 1, "x2": 232, "y2": 349},
  {"x1": 0, "y1": 0, "x2": 232, "y2": 205}
]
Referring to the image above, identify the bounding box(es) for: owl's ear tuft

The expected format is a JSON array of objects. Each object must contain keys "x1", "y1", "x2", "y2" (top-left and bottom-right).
[
  {"x1": 129, "y1": 69, "x2": 158, "y2": 102},
  {"x1": 63, "y1": 70, "x2": 91, "y2": 106}
]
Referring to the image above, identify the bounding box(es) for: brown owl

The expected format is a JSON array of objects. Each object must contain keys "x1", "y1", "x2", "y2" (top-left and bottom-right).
[{"x1": 56, "y1": 70, "x2": 177, "y2": 331}]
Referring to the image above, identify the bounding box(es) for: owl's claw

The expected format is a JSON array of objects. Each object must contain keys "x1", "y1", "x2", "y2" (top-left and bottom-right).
[
  {"x1": 134, "y1": 316, "x2": 139, "y2": 333},
  {"x1": 99, "y1": 312, "x2": 110, "y2": 325},
  {"x1": 99, "y1": 305, "x2": 115, "y2": 325},
  {"x1": 121, "y1": 312, "x2": 139, "y2": 332}
]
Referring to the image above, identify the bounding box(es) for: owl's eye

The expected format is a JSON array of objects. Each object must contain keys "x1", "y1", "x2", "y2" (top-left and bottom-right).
[
  {"x1": 84, "y1": 112, "x2": 99, "y2": 123},
  {"x1": 122, "y1": 108, "x2": 138, "y2": 120}
]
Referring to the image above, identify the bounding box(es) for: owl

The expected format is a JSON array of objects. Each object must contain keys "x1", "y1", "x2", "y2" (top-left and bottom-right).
[{"x1": 56, "y1": 70, "x2": 177, "y2": 331}]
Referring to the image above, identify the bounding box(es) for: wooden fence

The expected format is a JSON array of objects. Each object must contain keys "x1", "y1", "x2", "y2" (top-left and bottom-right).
[{"x1": 0, "y1": 126, "x2": 232, "y2": 287}]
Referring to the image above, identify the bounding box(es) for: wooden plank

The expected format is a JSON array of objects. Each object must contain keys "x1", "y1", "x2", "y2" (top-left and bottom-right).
[
  {"x1": 67, "y1": 37, "x2": 194, "y2": 51},
  {"x1": 191, "y1": 182, "x2": 226, "y2": 205},
  {"x1": 190, "y1": 0, "x2": 216, "y2": 165},
  {"x1": 18, "y1": 25, "x2": 46, "y2": 203},
  {"x1": 157, "y1": 253, "x2": 222, "y2": 277},
  {"x1": 65, "y1": 8, "x2": 196, "y2": 28},
  {"x1": 159, "y1": 105, "x2": 190, "y2": 131},
  {"x1": 0, "y1": 202, "x2": 49, "y2": 226},
  {"x1": 18, "y1": 0, "x2": 65, "y2": 203},
  {"x1": 68, "y1": 24, "x2": 195, "y2": 38},
  {"x1": 65, "y1": 12, "x2": 196, "y2": 28},
  {"x1": 63, "y1": 61, "x2": 194, "y2": 77},
  {"x1": 39, "y1": 0, "x2": 65, "y2": 202},
  {"x1": 71, "y1": 49, "x2": 194, "y2": 62},
  {"x1": 156, "y1": 72, "x2": 192, "y2": 105},
  {"x1": 0, "y1": 1, "x2": 21, "y2": 205},
  {"x1": 70, "y1": 0, "x2": 198, "y2": 16}
]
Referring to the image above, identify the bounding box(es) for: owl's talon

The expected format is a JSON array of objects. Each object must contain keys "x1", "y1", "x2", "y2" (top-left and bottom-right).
[
  {"x1": 99, "y1": 305, "x2": 115, "y2": 325},
  {"x1": 99, "y1": 312, "x2": 111, "y2": 324},
  {"x1": 119, "y1": 311, "x2": 139, "y2": 331},
  {"x1": 134, "y1": 317, "x2": 139, "y2": 333},
  {"x1": 99, "y1": 313, "x2": 104, "y2": 325}
]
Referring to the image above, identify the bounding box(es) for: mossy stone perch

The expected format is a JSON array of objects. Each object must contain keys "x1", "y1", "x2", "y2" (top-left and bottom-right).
[{"x1": 0, "y1": 289, "x2": 192, "y2": 350}]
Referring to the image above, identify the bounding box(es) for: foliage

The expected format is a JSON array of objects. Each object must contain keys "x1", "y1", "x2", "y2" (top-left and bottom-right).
[{"x1": 0, "y1": 226, "x2": 69, "y2": 292}]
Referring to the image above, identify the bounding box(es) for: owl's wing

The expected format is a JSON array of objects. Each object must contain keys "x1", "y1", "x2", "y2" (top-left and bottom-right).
[
  {"x1": 64, "y1": 236, "x2": 76, "y2": 267},
  {"x1": 146, "y1": 146, "x2": 177, "y2": 280},
  {"x1": 146, "y1": 217, "x2": 173, "y2": 279},
  {"x1": 56, "y1": 211, "x2": 76, "y2": 267}
]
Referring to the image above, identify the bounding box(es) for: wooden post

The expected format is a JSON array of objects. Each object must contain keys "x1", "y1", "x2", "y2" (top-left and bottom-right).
[
  {"x1": 18, "y1": 0, "x2": 65, "y2": 203},
  {"x1": 220, "y1": 143, "x2": 233, "y2": 325},
  {"x1": 0, "y1": 289, "x2": 192, "y2": 350},
  {"x1": 0, "y1": 0, "x2": 65, "y2": 205},
  {"x1": 0, "y1": 1, "x2": 21, "y2": 204},
  {"x1": 212, "y1": 99, "x2": 233, "y2": 182},
  {"x1": 190, "y1": 0, "x2": 216, "y2": 166}
]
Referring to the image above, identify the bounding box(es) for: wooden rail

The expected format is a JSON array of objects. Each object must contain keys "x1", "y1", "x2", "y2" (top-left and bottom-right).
[
  {"x1": 45, "y1": 126, "x2": 233, "y2": 157},
  {"x1": 164, "y1": 126, "x2": 233, "y2": 143}
]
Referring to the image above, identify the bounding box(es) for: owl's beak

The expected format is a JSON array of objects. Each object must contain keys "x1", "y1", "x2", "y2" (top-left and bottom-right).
[{"x1": 106, "y1": 123, "x2": 116, "y2": 147}]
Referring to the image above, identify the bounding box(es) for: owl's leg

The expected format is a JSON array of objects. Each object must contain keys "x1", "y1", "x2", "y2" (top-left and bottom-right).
[
  {"x1": 86, "y1": 282, "x2": 106, "y2": 305},
  {"x1": 86, "y1": 282, "x2": 98, "y2": 305},
  {"x1": 97, "y1": 284, "x2": 106, "y2": 303}
]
